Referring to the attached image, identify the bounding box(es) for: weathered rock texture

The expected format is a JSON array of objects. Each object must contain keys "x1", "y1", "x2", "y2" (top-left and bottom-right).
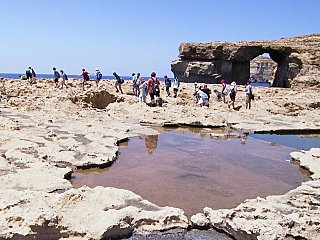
[
  {"x1": 250, "y1": 56, "x2": 276, "y2": 83},
  {"x1": 0, "y1": 78, "x2": 319, "y2": 239},
  {"x1": 191, "y1": 148, "x2": 320, "y2": 240},
  {"x1": 171, "y1": 34, "x2": 320, "y2": 88}
]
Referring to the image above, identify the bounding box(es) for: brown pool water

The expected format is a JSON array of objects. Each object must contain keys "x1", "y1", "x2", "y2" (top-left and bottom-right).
[{"x1": 71, "y1": 128, "x2": 308, "y2": 217}]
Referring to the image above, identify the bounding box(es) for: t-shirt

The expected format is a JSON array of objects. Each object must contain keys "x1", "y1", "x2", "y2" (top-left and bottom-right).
[
  {"x1": 165, "y1": 78, "x2": 171, "y2": 88},
  {"x1": 173, "y1": 79, "x2": 179, "y2": 89},
  {"x1": 82, "y1": 71, "x2": 89, "y2": 80},
  {"x1": 54, "y1": 70, "x2": 60, "y2": 79},
  {"x1": 197, "y1": 89, "x2": 208, "y2": 100},
  {"x1": 245, "y1": 85, "x2": 252, "y2": 94},
  {"x1": 96, "y1": 71, "x2": 102, "y2": 80}
]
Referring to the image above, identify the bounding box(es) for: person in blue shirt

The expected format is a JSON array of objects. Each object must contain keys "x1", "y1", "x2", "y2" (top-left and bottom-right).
[
  {"x1": 164, "y1": 75, "x2": 171, "y2": 96},
  {"x1": 95, "y1": 68, "x2": 102, "y2": 88}
]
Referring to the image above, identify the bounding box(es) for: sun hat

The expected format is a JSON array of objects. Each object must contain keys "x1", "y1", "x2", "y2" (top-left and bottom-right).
[
  {"x1": 95, "y1": 68, "x2": 99, "y2": 71},
  {"x1": 231, "y1": 81, "x2": 236, "y2": 86}
]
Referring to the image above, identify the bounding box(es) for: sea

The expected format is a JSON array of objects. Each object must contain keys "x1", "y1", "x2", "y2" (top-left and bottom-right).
[{"x1": 0, "y1": 73, "x2": 270, "y2": 87}]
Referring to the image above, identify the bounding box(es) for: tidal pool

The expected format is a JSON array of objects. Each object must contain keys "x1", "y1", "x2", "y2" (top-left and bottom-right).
[{"x1": 71, "y1": 128, "x2": 310, "y2": 217}]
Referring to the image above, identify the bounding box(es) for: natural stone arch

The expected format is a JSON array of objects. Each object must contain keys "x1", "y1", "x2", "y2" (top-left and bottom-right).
[
  {"x1": 171, "y1": 34, "x2": 319, "y2": 88},
  {"x1": 248, "y1": 49, "x2": 291, "y2": 87}
]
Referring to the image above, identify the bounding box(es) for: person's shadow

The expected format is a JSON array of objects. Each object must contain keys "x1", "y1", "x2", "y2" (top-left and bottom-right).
[{"x1": 234, "y1": 106, "x2": 242, "y2": 111}]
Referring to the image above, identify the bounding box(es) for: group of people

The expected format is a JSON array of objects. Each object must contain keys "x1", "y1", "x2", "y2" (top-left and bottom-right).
[
  {"x1": 194, "y1": 79, "x2": 254, "y2": 109},
  {"x1": 22, "y1": 66, "x2": 254, "y2": 109},
  {"x1": 111, "y1": 72, "x2": 181, "y2": 106}
]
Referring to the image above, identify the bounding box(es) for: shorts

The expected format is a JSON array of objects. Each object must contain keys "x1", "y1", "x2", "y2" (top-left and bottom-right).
[
  {"x1": 115, "y1": 82, "x2": 122, "y2": 87},
  {"x1": 54, "y1": 78, "x2": 59, "y2": 83},
  {"x1": 230, "y1": 92, "x2": 236, "y2": 101},
  {"x1": 245, "y1": 94, "x2": 251, "y2": 103}
]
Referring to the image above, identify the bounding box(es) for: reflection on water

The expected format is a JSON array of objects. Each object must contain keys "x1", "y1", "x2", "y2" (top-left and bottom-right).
[
  {"x1": 145, "y1": 135, "x2": 158, "y2": 155},
  {"x1": 71, "y1": 128, "x2": 309, "y2": 217}
]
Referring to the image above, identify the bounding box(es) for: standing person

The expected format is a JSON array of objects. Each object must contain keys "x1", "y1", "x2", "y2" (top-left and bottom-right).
[
  {"x1": 53, "y1": 67, "x2": 60, "y2": 88},
  {"x1": 164, "y1": 75, "x2": 171, "y2": 96},
  {"x1": 228, "y1": 81, "x2": 237, "y2": 109},
  {"x1": 81, "y1": 69, "x2": 90, "y2": 90},
  {"x1": 131, "y1": 73, "x2": 138, "y2": 96},
  {"x1": 31, "y1": 68, "x2": 36, "y2": 84},
  {"x1": 221, "y1": 79, "x2": 228, "y2": 103},
  {"x1": 245, "y1": 81, "x2": 253, "y2": 109},
  {"x1": 136, "y1": 73, "x2": 141, "y2": 96},
  {"x1": 138, "y1": 78, "x2": 148, "y2": 103},
  {"x1": 59, "y1": 70, "x2": 68, "y2": 89},
  {"x1": 173, "y1": 76, "x2": 180, "y2": 98},
  {"x1": 147, "y1": 72, "x2": 160, "y2": 106},
  {"x1": 113, "y1": 72, "x2": 124, "y2": 94},
  {"x1": 26, "y1": 67, "x2": 32, "y2": 84},
  {"x1": 95, "y1": 68, "x2": 102, "y2": 88}
]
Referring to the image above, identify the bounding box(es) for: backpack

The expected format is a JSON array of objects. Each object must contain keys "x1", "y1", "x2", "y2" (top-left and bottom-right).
[
  {"x1": 97, "y1": 72, "x2": 102, "y2": 80},
  {"x1": 153, "y1": 84, "x2": 160, "y2": 94}
]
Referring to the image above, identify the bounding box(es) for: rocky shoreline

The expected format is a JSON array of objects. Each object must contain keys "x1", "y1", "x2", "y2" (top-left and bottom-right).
[{"x1": 0, "y1": 78, "x2": 319, "y2": 239}]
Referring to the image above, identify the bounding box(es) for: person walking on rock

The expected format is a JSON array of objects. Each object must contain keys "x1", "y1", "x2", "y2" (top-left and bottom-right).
[
  {"x1": 113, "y1": 72, "x2": 124, "y2": 94},
  {"x1": 164, "y1": 75, "x2": 171, "y2": 96},
  {"x1": 138, "y1": 78, "x2": 148, "y2": 103},
  {"x1": 245, "y1": 81, "x2": 253, "y2": 109},
  {"x1": 221, "y1": 79, "x2": 228, "y2": 103},
  {"x1": 81, "y1": 69, "x2": 90, "y2": 90},
  {"x1": 26, "y1": 67, "x2": 32, "y2": 84},
  {"x1": 59, "y1": 70, "x2": 68, "y2": 89},
  {"x1": 53, "y1": 67, "x2": 60, "y2": 88},
  {"x1": 228, "y1": 81, "x2": 237, "y2": 109},
  {"x1": 132, "y1": 73, "x2": 139, "y2": 96},
  {"x1": 147, "y1": 72, "x2": 160, "y2": 106},
  {"x1": 173, "y1": 76, "x2": 180, "y2": 98},
  {"x1": 95, "y1": 68, "x2": 102, "y2": 88},
  {"x1": 31, "y1": 68, "x2": 36, "y2": 84}
]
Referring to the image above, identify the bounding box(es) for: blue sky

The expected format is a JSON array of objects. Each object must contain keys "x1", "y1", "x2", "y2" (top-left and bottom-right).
[{"x1": 0, "y1": 0, "x2": 319, "y2": 77}]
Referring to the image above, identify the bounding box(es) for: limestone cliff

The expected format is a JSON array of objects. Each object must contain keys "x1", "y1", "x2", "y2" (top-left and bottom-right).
[{"x1": 171, "y1": 34, "x2": 320, "y2": 88}]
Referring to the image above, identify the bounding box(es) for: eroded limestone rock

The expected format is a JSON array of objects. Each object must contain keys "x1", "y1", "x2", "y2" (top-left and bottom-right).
[
  {"x1": 171, "y1": 34, "x2": 320, "y2": 88},
  {"x1": 191, "y1": 148, "x2": 320, "y2": 240},
  {"x1": 0, "y1": 187, "x2": 188, "y2": 239}
]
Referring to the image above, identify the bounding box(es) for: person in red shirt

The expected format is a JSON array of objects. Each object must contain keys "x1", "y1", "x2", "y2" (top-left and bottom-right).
[
  {"x1": 81, "y1": 68, "x2": 90, "y2": 90},
  {"x1": 147, "y1": 72, "x2": 160, "y2": 106}
]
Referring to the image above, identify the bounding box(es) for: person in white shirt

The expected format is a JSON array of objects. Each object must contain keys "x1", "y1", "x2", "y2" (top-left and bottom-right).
[
  {"x1": 196, "y1": 87, "x2": 209, "y2": 107},
  {"x1": 228, "y1": 81, "x2": 237, "y2": 109},
  {"x1": 173, "y1": 77, "x2": 180, "y2": 98},
  {"x1": 138, "y1": 78, "x2": 148, "y2": 103},
  {"x1": 245, "y1": 81, "x2": 253, "y2": 109}
]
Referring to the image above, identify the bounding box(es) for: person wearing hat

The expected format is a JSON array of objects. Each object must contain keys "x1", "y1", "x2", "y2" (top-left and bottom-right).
[
  {"x1": 138, "y1": 78, "x2": 148, "y2": 103},
  {"x1": 228, "y1": 81, "x2": 237, "y2": 109},
  {"x1": 95, "y1": 68, "x2": 102, "y2": 88},
  {"x1": 221, "y1": 79, "x2": 228, "y2": 103}
]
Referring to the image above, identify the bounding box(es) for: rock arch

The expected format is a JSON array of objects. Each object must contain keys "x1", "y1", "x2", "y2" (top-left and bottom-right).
[{"x1": 171, "y1": 34, "x2": 320, "y2": 88}]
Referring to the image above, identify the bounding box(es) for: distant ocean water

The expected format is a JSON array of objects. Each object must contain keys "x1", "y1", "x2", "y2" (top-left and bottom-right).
[
  {"x1": 0, "y1": 73, "x2": 165, "y2": 81},
  {"x1": 0, "y1": 73, "x2": 270, "y2": 86}
]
